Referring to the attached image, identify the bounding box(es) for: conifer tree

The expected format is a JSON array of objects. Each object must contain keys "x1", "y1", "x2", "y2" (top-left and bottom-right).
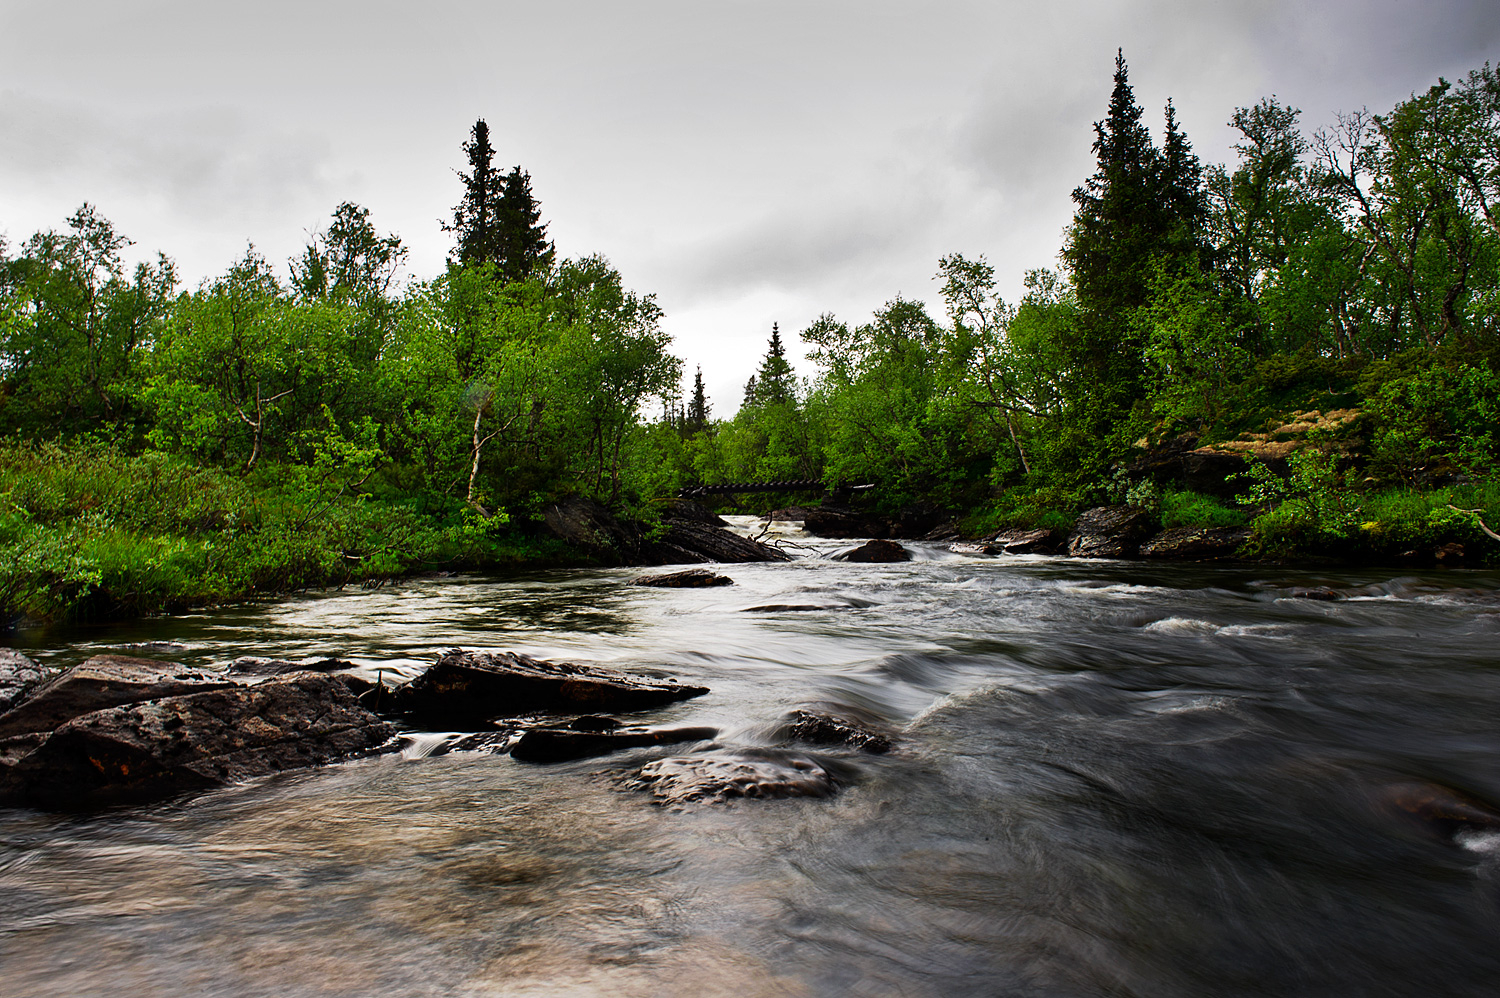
[
  {"x1": 685, "y1": 366, "x2": 710, "y2": 433},
  {"x1": 495, "y1": 165, "x2": 555, "y2": 282},
  {"x1": 445, "y1": 120, "x2": 555, "y2": 280},
  {"x1": 752, "y1": 323, "x2": 796, "y2": 405}
]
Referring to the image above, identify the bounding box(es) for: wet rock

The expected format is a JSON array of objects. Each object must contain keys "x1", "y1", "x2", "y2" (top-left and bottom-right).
[
  {"x1": 1067, "y1": 506, "x2": 1157, "y2": 559},
  {"x1": 543, "y1": 494, "x2": 642, "y2": 562},
  {"x1": 511, "y1": 724, "x2": 718, "y2": 763},
  {"x1": 1139, "y1": 526, "x2": 1251, "y2": 561},
  {"x1": 227, "y1": 656, "x2": 357, "y2": 677},
  {"x1": 835, "y1": 539, "x2": 911, "y2": 563},
  {"x1": 920, "y1": 521, "x2": 961, "y2": 542},
  {"x1": 630, "y1": 569, "x2": 734, "y2": 588},
  {"x1": 656, "y1": 499, "x2": 727, "y2": 527},
  {"x1": 741, "y1": 604, "x2": 841, "y2": 613},
  {"x1": 949, "y1": 541, "x2": 1001, "y2": 555},
  {"x1": 779, "y1": 709, "x2": 892, "y2": 753},
  {"x1": 1435, "y1": 542, "x2": 1466, "y2": 565},
  {"x1": 652, "y1": 520, "x2": 790, "y2": 564},
  {"x1": 1381, "y1": 782, "x2": 1500, "y2": 842},
  {"x1": 392, "y1": 649, "x2": 709, "y2": 729},
  {"x1": 802, "y1": 506, "x2": 887, "y2": 539},
  {"x1": 0, "y1": 649, "x2": 49, "y2": 714},
  {"x1": 1289, "y1": 587, "x2": 1340, "y2": 601},
  {"x1": 626, "y1": 750, "x2": 836, "y2": 804},
  {"x1": 0, "y1": 655, "x2": 238, "y2": 738},
  {"x1": 990, "y1": 527, "x2": 1063, "y2": 554},
  {"x1": 0, "y1": 674, "x2": 394, "y2": 808}
]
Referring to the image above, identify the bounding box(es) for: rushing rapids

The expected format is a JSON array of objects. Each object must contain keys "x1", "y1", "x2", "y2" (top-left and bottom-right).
[{"x1": 2, "y1": 516, "x2": 1499, "y2": 997}]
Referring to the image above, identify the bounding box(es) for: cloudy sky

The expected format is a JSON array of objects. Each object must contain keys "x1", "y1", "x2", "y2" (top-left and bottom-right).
[{"x1": 3, "y1": 0, "x2": 1497, "y2": 411}]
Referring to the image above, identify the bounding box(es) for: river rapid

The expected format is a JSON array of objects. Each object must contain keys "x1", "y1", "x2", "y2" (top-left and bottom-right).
[{"x1": 3, "y1": 517, "x2": 1500, "y2": 997}]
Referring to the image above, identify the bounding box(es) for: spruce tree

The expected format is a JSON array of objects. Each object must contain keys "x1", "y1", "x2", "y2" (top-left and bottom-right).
[
  {"x1": 753, "y1": 323, "x2": 796, "y2": 405},
  {"x1": 685, "y1": 366, "x2": 710, "y2": 433},
  {"x1": 496, "y1": 165, "x2": 555, "y2": 282},
  {"x1": 445, "y1": 119, "x2": 505, "y2": 267}
]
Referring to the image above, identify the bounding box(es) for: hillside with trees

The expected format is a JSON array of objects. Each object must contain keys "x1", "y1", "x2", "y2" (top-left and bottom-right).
[{"x1": 4, "y1": 62, "x2": 1500, "y2": 623}]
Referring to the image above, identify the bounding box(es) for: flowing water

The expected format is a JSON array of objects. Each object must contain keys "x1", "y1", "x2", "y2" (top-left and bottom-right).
[{"x1": 3, "y1": 518, "x2": 1500, "y2": 997}]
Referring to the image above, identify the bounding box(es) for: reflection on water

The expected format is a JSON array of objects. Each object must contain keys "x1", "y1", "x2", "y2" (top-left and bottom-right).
[{"x1": 3, "y1": 522, "x2": 1500, "y2": 996}]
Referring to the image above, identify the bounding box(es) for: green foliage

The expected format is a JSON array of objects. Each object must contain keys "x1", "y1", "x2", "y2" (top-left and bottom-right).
[{"x1": 1159, "y1": 490, "x2": 1247, "y2": 529}]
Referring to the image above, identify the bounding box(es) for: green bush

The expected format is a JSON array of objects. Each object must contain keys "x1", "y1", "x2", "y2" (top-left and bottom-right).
[{"x1": 1159, "y1": 490, "x2": 1248, "y2": 529}]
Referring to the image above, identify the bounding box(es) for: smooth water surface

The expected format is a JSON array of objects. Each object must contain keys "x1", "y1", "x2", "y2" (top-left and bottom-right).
[{"x1": 4, "y1": 520, "x2": 1500, "y2": 997}]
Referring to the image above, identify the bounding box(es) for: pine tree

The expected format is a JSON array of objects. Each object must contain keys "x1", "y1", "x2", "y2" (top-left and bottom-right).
[
  {"x1": 1159, "y1": 98, "x2": 1209, "y2": 268},
  {"x1": 752, "y1": 323, "x2": 796, "y2": 405},
  {"x1": 685, "y1": 366, "x2": 710, "y2": 433},
  {"x1": 445, "y1": 119, "x2": 505, "y2": 267}
]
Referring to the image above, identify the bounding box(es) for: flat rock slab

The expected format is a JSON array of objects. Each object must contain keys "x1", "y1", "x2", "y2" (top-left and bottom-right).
[
  {"x1": 0, "y1": 649, "x2": 49, "y2": 714},
  {"x1": 227, "y1": 656, "x2": 357, "y2": 676},
  {"x1": 511, "y1": 724, "x2": 719, "y2": 763},
  {"x1": 779, "y1": 709, "x2": 893, "y2": 753},
  {"x1": 990, "y1": 527, "x2": 1063, "y2": 554},
  {"x1": 835, "y1": 539, "x2": 911, "y2": 563},
  {"x1": 630, "y1": 570, "x2": 734, "y2": 588},
  {"x1": 1067, "y1": 506, "x2": 1157, "y2": 559},
  {"x1": 0, "y1": 655, "x2": 239, "y2": 738},
  {"x1": 626, "y1": 750, "x2": 836, "y2": 804},
  {"x1": 393, "y1": 649, "x2": 709, "y2": 729},
  {"x1": 1139, "y1": 526, "x2": 1250, "y2": 561},
  {"x1": 655, "y1": 520, "x2": 791, "y2": 564},
  {"x1": 1, "y1": 674, "x2": 394, "y2": 808}
]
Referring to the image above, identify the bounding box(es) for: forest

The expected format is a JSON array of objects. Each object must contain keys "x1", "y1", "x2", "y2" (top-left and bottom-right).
[{"x1": 3, "y1": 56, "x2": 1499, "y2": 623}]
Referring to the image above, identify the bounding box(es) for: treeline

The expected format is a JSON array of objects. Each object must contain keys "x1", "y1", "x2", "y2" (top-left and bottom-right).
[{"x1": 3, "y1": 60, "x2": 1500, "y2": 621}]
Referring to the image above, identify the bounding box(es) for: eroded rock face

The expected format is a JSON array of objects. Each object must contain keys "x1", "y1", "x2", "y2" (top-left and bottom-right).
[
  {"x1": 0, "y1": 674, "x2": 394, "y2": 808},
  {"x1": 626, "y1": 750, "x2": 836, "y2": 804},
  {"x1": 652, "y1": 520, "x2": 790, "y2": 564},
  {"x1": 0, "y1": 655, "x2": 238, "y2": 738},
  {"x1": 630, "y1": 570, "x2": 734, "y2": 588},
  {"x1": 1067, "y1": 506, "x2": 1157, "y2": 559},
  {"x1": 779, "y1": 710, "x2": 893, "y2": 753},
  {"x1": 835, "y1": 539, "x2": 912, "y2": 563},
  {"x1": 0, "y1": 649, "x2": 48, "y2": 714},
  {"x1": 1138, "y1": 526, "x2": 1250, "y2": 561},
  {"x1": 510, "y1": 724, "x2": 718, "y2": 763},
  {"x1": 393, "y1": 649, "x2": 709, "y2": 729}
]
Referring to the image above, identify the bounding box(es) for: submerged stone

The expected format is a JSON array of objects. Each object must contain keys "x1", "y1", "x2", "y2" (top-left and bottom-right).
[
  {"x1": 627, "y1": 750, "x2": 836, "y2": 804},
  {"x1": 779, "y1": 709, "x2": 893, "y2": 753},
  {"x1": 630, "y1": 569, "x2": 734, "y2": 588},
  {"x1": 510, "y1": 724, "x2": 718, "y2": 763}
]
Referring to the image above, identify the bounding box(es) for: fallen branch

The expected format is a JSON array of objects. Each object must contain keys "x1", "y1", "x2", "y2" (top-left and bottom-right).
[{"x1": 1449, "y1": 505, "x2": 1500, "y2": 542}]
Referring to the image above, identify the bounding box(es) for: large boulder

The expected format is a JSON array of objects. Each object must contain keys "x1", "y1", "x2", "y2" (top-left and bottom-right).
[
  {"x1": 656, "y1": 499, "x2": 727, "y2": 527},
  {"x1": 543, "y1": 494, "x2": 643, "y2": 562},
  {"x1": 1067, "y1": 506, "x2": 1157, "y2": 559},
  {"x1": 630, "y1": 569, "x2": 734, "y2": 588},
  {"x1": 0, "y1": 649, "x2": 49, "y2": 714},
  {"x1": 0, "y1": 655, "x2": 238, "y2": 738},
  {"x1": 543, "y1": 492, "x2": 789, "y2": 565},
  {"x1": 1138, "y1": 525, "x2": 1251, "y2": 561},
  {"x1": 834, "y1": 539, "x2": 912, "y2": 563},
  {"x1": 0, "y1": 673, "x2": 394, "y2": 808},
  {"x1": 393, "y1": 649, "x2": 710, "y2": 729}
]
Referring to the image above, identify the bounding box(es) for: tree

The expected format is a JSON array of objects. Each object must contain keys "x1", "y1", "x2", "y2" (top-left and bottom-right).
[
  {"x1": 685, "y1": 366, "x2": 710, "y2": 434},
  {"x1": 291, "y1": 202, "x2": 407, "y2": 304},
  {"x1": 445, "y1": 119, "x2": 506, "y2": 268},
  {"x1": 746, "y1": 323, "x2": 795, "y2": 406},
  {"x1": 443, "y1": 119, "x2": 555, "y2": 282}
]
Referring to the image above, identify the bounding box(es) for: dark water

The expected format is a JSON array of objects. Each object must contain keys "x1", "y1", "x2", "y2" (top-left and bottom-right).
[{"x1": 4, "y1": 519, "x2": 1500, "y2": 997}]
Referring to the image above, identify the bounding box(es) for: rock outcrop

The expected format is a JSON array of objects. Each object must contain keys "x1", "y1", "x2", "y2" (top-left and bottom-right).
[
  {"x1": 393, "y1": 649, "x2": 709, "y2": 728},
  {"x1": 1138, "y1": 526, "x2": 1250, "y2": 561},
  {"x1": 0, "y1": 673, "x2": 394, "y2": 808},
  {"x1": 990, "y1": 527, "x2": 1063, "y2": 554},
  {"x1": 0, "y1": 655, "x2": 237, "y2": 738},
  {"x1": 543, "y1": 493, "x2": 787, "y2": 565},
  {"x1": 0, "y1": 649, "x2": 48, "y2": 714},
  {"x1": 1067, "y1": 506, "x2": 1157, "y2": 559},
  {"x1": 834, "y1": 539, "x2": 912, "y2": 563}
]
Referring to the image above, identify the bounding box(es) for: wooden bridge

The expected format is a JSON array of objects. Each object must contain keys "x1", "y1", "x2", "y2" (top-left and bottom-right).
[{"x1": 677, "y1": 480, "x2": 874, "y2": 500}]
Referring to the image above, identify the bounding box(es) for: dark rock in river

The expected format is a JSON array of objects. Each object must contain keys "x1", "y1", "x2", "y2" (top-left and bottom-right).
[
  {"x1": 626, "y1": 749, "x2": 837, "y2": 804},
  {"x1": 778, "y1": 709, "x2": 893, "y2": 753},
  {"x1": 0, "y1": 649, "x2": 49, "y2": 714},
  {"x1": 1381, "y1": 782, "x2": 1500, "y2": 842},
  {"x1": 543, "y1": 494, "x2": 642, "y2": 561},
  {"x1": 656, "y1": 499, "x2": 727, "y2": 527},
  {"x1": 393, "y1": 649, "x2": 709, "y2": 729},
  {"x1": 835, "y1": 539, "x2": 912, "y2": 563},
  {"x1": 1138, "y1": 525, "x2": 1251, "y2": 561},
  {"x1": 511, "y1": 723, "x2": 718, "y2": 763},
  {"x1": 1067, "y1": 506, "x2": 1157, "y2": 559},
  {"x1": 0, "y1": 673, "x2": 394, "y2": 808},
  {"x1": 802, "y1": 505, "x2": 887, "y2": 539},
  {"x1": 741, "y1": 604, "x2": 841, "y2": 613},
  {"x1": 1289, "y1": 587, "x2": 1341, "y2": 601},
  {"x1": 990, "y1": 527, "x2": 1063, "y2": 554},
  {"x1": 651, "y1": 519, "x2": 790, "y2": 565},
  {"x1": 630, "y1": 569, "x2": 734, "y2": 588},
  {"x1": 0, "y1": 655, "x2": 238, "y2": 738},
  {"x1": 227, "y1": 656, "x2": 357, "y2": 677}
]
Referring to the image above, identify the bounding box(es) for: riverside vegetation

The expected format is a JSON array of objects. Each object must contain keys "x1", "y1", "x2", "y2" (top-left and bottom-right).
[{"x1": 4, "y1": 56, "x2": 1500, "y2": 624}]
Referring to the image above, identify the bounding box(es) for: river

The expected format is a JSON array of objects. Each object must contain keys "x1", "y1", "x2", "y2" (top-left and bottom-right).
[{"x1": 3, "y1": 518, "x2": 1500, "y2": 997}]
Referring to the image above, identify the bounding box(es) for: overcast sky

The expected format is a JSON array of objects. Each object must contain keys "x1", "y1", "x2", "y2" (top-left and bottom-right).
[{"x1": 3, "y1": 0, "x2": 1498, "y2": 412}]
